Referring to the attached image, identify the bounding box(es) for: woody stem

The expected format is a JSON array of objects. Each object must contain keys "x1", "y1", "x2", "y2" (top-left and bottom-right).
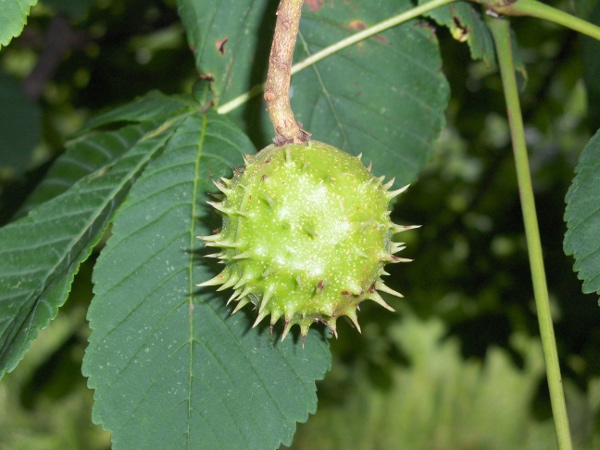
[{"x1": 264, "y1": 0, "x2": 310, "y2": 146}]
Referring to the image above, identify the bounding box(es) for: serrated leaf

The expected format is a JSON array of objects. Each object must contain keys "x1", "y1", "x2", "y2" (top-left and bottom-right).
[
  {"x1": 419, "y1": 0, "x2": 496, "y2": 67},
  {"x1": 296, "y1": 1, "x2": 448, "y2": 185},
  {"x1": 564, "y1": 129, "x2": 600, "y2": 300},
  {"x1": 0, "y1": 119, "x2": 181, "y2": 378},
  {"x1": 75, "y1": 91, "x2": 193, "y2": 136},
  {"x1": 0, "y1": 0, "x2": 38, "y2": 50},
  {"x1": 21, "y1": 92, "x2": 196, "y2": 216},
  {"x1": 16, "y1": 122, "x2": 159, "y2": 218},
  {"x1": 177, "y1": 0, "x2": 276, "y2": 103},
  {"x1": 233, "y1": 0, "x2": 449, "y2": 187},
  {"x1": 83, "y1": 112, "x2": 331, "y2": 450}
]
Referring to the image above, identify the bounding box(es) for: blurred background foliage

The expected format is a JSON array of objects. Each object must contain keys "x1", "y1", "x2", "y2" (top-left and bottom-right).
[{"x1": 1, "y1": 0, "x2": 600, "y2": 448}]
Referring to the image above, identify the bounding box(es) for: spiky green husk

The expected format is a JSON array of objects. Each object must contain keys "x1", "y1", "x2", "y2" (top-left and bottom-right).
[{"x1": 199, "y1": 141, "x2": 415, "y2": 341}]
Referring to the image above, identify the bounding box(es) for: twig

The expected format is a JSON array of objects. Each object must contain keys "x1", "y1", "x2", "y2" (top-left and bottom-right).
[{"x1": 264, "y1": 0, "x2": 311, "y2": 145}]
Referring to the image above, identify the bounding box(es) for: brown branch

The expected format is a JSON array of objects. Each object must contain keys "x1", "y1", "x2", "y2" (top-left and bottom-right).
[{"x1": 264, "y1": 0, "x2": 311, "y2": 146}]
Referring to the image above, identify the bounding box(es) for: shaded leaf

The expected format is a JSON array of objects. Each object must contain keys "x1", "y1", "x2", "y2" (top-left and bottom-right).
[
  {"x1": 0, "y1": 0, "x2": 38, "y2": 50},
  {"x1": 419, "y1": 1, "x2": 527, "y2": 87},
  {"x1": 574, "y1": 0, "x2": 600, "y2": 19},
  {"x1": 0, "y1": 119, "x2": 181, "y2": 378},
  {"x1": 83, "y1": 112, "x2": 331, "y2": 449},
  {"x1": 0, "y1": 70, "x2": 41, "y2": 172},
  {"x1": 16, "y1": 121, "x2": 160, "y2": 218},
  {"x1": 75, "y1": 91, "x2": 193, "y2": 136},
  {"x1": 564, "y1": 129, "x2": 600, "y2": 301},
  {"x1": 264, "y1": 0, "x2": 449, "y2": 187},
  {"x1": 419, "y1": 0, "x2": 496, "y2": 67},
  {"x1": 182, "y1": 0, "x2": 449, "y2": 186},
  {"x1": 177, "y1": 0, "x2": 276, "y2": 103},
  {"x1": 24, "y1": 92, "x2": 196, "y2": 216}
]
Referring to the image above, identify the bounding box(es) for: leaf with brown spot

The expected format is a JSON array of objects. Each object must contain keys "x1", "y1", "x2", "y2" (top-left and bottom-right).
[
  {"x1": 230, "y1": 0, "x2": 449, "y2": 187},
  {"x1": 216, "y1": 37, "x2": 228, "y2": 55},
  {"x1": 305, "y1": 0, "x2": 324, "y2": 13},
  {"x1": 419, "y1": 0, "x2": 496, "y2": 67}
]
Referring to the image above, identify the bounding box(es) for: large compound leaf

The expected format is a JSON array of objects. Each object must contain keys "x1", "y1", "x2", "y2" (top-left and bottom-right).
[
  {"x1": 83, "y1": 112, "x2": 331, "y2": 449},
  {"x1": 0, "y1": 119, "x2": 181, "y2": 378},
  {"x1": 564, "y1": 129, "x2": 600, "y2": 302},
  {"x1": 0, "y1": 0, "x2": 38, "y2": 50}
]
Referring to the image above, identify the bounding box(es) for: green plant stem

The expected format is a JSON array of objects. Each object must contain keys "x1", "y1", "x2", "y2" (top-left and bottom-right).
[
  {"x1": 478, "y1": 0, "x2": 600, "y2": 41},
  {"x1": 486, "y1": 15, "x2": 573, "y2": 450},
  {"x1": 217, "y1": 0, "x2": 456, "y2": 115}
]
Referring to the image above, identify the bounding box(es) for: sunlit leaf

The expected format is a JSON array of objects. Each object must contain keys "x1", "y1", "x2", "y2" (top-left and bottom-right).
[{"x1": 0, "y1": 0, "x2": 38, "y2": 50}]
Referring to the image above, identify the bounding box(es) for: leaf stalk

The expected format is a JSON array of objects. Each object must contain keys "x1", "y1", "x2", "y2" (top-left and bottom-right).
[
  {"x1": 218, "y1": 0, "x2": 457, "y2": 115},
  {"x1": 486, "y1": 14, "x2": 573, "y2": 450},
  {"x1": 476, "y1": 0, "x2": 600, "y2": 40}
]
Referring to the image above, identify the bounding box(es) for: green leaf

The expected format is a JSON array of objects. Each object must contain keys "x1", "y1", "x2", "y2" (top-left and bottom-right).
[
  {"x1": 0, "y1": 119, "x2": 180, "y2": 378},
  {"x1": 295, "y1": 0, "x2": 449, "y2": 185},
  {"x1": 83, "y1": 112, "x2": 331, "y2": 450},
  {"x1": 181, "y1": 0, "x2": 449, "y2": 185},
  {"x1": 0, "y1": 70, "x2": 41, "y2": 172},
  {"x1": 16, "y1": 122, "x2": 159, "y2": 218},
  {"x1": 564, "y1": 129, "x2": 600, "y2": 301},
  {"x1": 75, "y1": 91, "x2": 193, "y2": 136},
  {"x1": 237, "y1": 0, "x2": 449, "y2": 186},
  {"x1": 419, "y1": 0, "x2": 496, "y2": 67},
  {"x1": 177, "y1": 0, "x2": 276, "y2": 104},
  {"x1": 417, "y1": 1, "x2": 527, "y2": 88},
  {"x1": 0, "y1": 0, "x2": 38, "y2": 50}
]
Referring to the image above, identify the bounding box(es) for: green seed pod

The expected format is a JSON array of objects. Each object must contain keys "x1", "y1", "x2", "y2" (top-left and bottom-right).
[{"x1": 198, "y1": 141, "x2": 416, "y2": 341}]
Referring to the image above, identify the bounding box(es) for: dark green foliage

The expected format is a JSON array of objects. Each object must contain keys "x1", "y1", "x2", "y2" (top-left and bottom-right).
[
  {"x1": 83, "y1": 112, "x2": 331, "y2": 449},
  {"x1": 1, "y1": 0, "x2": 600, "y2": 449}
]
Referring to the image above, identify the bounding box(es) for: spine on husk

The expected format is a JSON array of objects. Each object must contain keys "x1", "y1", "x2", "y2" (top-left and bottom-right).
[{"x1": 198, "y1": 141, "x2": 418, "y2": 341}]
